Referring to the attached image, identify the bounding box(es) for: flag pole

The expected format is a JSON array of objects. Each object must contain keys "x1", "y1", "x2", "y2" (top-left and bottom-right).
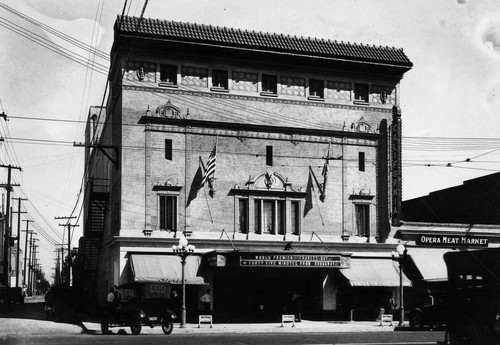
[{"x1": 212, "y1": 135, "x2": 218, "y2": 188}]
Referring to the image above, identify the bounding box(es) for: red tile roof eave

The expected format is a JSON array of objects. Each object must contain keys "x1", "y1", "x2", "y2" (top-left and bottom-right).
[{"x1": 116, "y1": 33, "x2": 413, "y2": 70}]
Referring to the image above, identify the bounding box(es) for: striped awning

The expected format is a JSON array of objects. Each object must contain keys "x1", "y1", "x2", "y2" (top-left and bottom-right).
[
  {"x1": 129, "y1": 254, "x2": 206, "y2": 285},
  {"x1": 339, "y1": 258, "x2": 412, "y2": 287}
]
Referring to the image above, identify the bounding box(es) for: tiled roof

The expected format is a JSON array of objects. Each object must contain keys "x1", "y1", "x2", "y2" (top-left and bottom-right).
[{"x1": 115, "y1": 16, "x2": 413, "y2": 68}]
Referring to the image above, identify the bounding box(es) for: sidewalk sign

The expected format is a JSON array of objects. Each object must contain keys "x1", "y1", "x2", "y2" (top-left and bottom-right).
[
  {"x1": 281, "y1": 314, "x2": 296, "y2": 327},
  {"x1": 376, "y1": 308, "x2": 393, "y2": 326},
  {"x1": 198, "y1": 314, "x2": 213, "y2": 328}
]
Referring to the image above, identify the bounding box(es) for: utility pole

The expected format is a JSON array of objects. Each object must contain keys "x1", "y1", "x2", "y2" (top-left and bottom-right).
[
  {"x1": 31, "y1": 245, "x2": 38, "y2": 296},
  {"x1": 13, "y1": 198, "x2": 27, "y2": 288},
  {"x1": 27, "y1": 234, "x2": 37, "y2": 296},
  {"x1": 0, "y1": 164, "x2": 22, "y2": 286},
  {"x1": 55, "y1": 216, "x2": 78, "y2": 286},
  {"x1": 22, "y1": 222, "x2": 33, "y2": 287},
  {"x1": 53, "y1": 248, "x2": 62, "y2": 285}
]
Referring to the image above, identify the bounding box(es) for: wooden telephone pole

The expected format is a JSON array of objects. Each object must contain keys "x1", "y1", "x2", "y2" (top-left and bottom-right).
[
  {"x1": 55, "y1": 216, "x2": 79, "y2": 286},
  {"x1": 1, "y1": 164, "x2": 22, "y2": 287}
]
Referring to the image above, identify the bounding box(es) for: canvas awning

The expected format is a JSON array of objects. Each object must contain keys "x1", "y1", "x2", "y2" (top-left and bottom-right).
[
  {"x1": 129, "y1": 254, "x2": 206, "y2": 285},
  {"x1": 339, "y1": 258, "x2": 412, "y2": 287},
  {"x1": 408, "y1": 248, "x2": 451, "y2": 282}
]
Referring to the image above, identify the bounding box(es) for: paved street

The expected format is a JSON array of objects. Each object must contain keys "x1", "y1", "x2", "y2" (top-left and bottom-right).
[
  {"x1": 1, "y1": 331, "x2": 446, "y2": 345},
  {"x1": 0, "y1": 300, "x2": 446, "y2": 345}
]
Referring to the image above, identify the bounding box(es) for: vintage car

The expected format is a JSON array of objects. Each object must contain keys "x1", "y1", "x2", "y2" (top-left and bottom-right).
[
  {"x1": 409, "y1": 303, "x2": 447, "y2": 331},
  {"x1": 113, "y1": 282, "x2": 177, "y2": 335},
  {"x1": 101, "y1": 304, "x2": 148, "y2": 335}
]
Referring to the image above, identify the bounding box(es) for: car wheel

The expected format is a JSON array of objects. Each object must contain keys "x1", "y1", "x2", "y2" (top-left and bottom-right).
[
  {"x1": 162, "y1": 320, "x2": 174, "y2": 335},
  {"x1": 409, "y1": 312, "x2": 423, "y2": 330},
  {"x1": 130, "y1": 321, "x2": 142, "y2": 335}
]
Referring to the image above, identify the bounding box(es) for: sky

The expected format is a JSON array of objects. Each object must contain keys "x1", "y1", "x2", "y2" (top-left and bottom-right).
[{"x1": 0, "y1": 0, "x2": 499, "y2": 282}]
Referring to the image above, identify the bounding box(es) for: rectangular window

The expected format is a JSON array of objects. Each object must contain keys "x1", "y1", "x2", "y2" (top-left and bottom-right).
[
  {"x1": 262, "y1": 74, "x2": 277, "y2": 94},
  {"x1": 165, "y1": 139, "x2": 172, "y2": 160},
  {"x1": 291, "y1": 201, "x2": 300, "y2": 235},
  {"x1": 359, "y1": 152, "x2": 365, "y2": 172},
  {"x1": 277, "y1": 200, "x2": 285, "y2": 235},
  {"x1": 354, "y1": 83, "x2": 369, "y2": 103},
  {"x1": 159, "y1": 195, "x2": 177, "y2": 231},
  {"x1": 252, "y1": 200, "x2": 286, "y2": 235},
  {"x1": 238, "y1": 199, "x2": 248, "y2": 234},
  {"x1": 309, "y1": 79, "x2": 324, "y2": 99},
  {"x1": 355, "y1": 204, "x2": 370, "y2": 237},
  {"x1": 212, "y1": 69, "x2": 228, "y2": 90},
  {"x1": 160, "y1": 64, "x2": 177, "y2": 85},
  {"x1": 254, "y1": 200, "x2": 261, "y2": 234},
  {"x1": 263, "y1": 200, "x2": 273, "y2": 233},
  {"x1": 266, "y1": 146, "x2": 273, "y2": 166}
]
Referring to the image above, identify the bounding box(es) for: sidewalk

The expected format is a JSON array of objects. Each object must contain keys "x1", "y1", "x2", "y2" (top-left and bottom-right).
[{"x1": 1, "y1": 318, "x2": 401, "y2": 336}]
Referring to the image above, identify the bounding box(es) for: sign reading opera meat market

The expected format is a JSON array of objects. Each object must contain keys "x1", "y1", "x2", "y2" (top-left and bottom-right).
[
  {"x1": 417, "y1": 234, "x2": 489, "y2": 247},
  {"x1": 240, "y1": 254, "x2": 350, "y2": 268}
]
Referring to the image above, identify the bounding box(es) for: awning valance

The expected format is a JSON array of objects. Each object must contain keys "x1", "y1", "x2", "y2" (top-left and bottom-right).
[
  {"x1": 129, "y1": 254, "x2": 206, "y2": 285},
  {"x1": 408, "y1": 248, "x2": 451, "y2": 282},
  {"x1": 339, "y1": 258, "x2": 411, "y2": 287}
]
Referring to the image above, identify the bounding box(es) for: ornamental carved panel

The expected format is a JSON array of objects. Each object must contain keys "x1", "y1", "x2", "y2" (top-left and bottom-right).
[
  {"x1": 280, "y1": 76, "x2": 306, "y2": 96},
  {"x1": 181, "y1": 66, "x2": 208, "y2": 87},
  {"x1": 232, "y1": 71, "x2": 258, "y2": 92},
  {"x1": 371, "y1": 85, "x2": 396, "y2": 105},
  {"x1": 124, "y1": 61, "x2": 156, "y2": 82},
  {"x1": 327, "y1": 81, "x2": 351, "y2": 102}
]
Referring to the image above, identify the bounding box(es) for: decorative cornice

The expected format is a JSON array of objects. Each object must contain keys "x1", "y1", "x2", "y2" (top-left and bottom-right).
[
  {"x1": 123, "y1": 84, "x2": 392, "y2": 113},
  {"x1": 143, "y1": 122, "x2": 379, "y2": 147}
]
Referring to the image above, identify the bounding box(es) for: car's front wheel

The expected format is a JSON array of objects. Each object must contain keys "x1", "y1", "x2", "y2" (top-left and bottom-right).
[
  {"x1": 162, "y1": 320, "x2": 174, "y2": 335},
  {"x1": 130, "y1": 321, "x2": 142, "y2": 335}
]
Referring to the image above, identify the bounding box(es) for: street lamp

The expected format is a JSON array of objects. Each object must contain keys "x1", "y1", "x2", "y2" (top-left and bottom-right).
[
  {"x1": 391, "y1": 244, "x2": 409, "y2": 327},
  {"x1": 172, "y1": 236, "x2": 195, "y2": 328}
]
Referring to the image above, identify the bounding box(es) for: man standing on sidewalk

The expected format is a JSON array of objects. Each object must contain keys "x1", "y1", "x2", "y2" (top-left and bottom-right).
[{"x1": 200, "y1": 289, "x2": 211, "y2": 313}]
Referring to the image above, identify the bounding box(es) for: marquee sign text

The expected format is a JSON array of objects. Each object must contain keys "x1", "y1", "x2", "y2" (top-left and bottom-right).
[{"x1": 240, "y1": 254, "x2": 349, "y2": 268}]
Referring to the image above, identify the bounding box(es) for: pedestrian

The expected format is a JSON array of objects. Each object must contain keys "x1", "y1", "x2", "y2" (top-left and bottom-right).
[
  {"x1": 107, "y1": 287, "x2": 116, "y2": 311},
  {"x1": 389, "y1": 293, "x2": 397, "y2": 311},
  {"x1": 285, "y1": 291, "x2": 301, "y2": 322},
  {"x1": 170, "y1": 290, "x2": 181, "y2": 317},
  {"x1": 424, "y1": 291, "x2": 434, "y2": 306},
  {"x1": 200, "y1": 288, "x2": 211, "y2": 313}
]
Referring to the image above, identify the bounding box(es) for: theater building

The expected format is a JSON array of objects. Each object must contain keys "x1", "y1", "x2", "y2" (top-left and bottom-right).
[{"x1": 80, "y1": 15, "x2": 414, "y2": 321}]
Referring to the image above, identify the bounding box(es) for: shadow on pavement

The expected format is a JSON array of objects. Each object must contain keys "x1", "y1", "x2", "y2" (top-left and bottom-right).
[{"x1": 0, "y1": 300, "x2": 102, "y2": 335}]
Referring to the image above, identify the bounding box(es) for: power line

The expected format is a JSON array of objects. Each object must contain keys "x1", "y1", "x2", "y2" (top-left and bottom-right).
[{"x1": 0, "y1": 3, "x2": 109, "y2": 60}]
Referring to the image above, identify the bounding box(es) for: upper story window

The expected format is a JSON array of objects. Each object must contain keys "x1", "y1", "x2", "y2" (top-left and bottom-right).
[
  {"x1": 358, "y1": 152, "x2": 365, "y2": 172},
  {"x1": 308, "y1": 79, "x2": 324, "y2": 99},
  {"x1": 211, "y1": 69, "x2": 229, "y2": 90},
  {"x1": 254, "y1": 199, "x2": 285, "y2": 235},
  {"x1": 232, "y1": 172, "x2": 305, "y2": 236},
  {"x1": 355, "y1": 204, "x2": 370, "y2": 237},
  {"x1": 153, "y1": 185, "x2": 182, "y2": 232},
  {"x1": 261, "y1": 74, "x2": 278, "y2": 95},
  {"x1": 354, "y1": 83, "x2": 369, "y2": 103},
  {"x1": 160, "y1": 64, "x2": 177, "y2": 86},
  {"x1": 349, "y1": 193, "x2": 374, "y2": 241},
  {"x1": 159, "y1": 194, "x2": 177, "y2": 231}
]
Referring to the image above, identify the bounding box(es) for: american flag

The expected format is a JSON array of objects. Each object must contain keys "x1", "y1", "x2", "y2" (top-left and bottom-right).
[{"x1": 201, "y1": 144, "x2": 217, "y2": 187}]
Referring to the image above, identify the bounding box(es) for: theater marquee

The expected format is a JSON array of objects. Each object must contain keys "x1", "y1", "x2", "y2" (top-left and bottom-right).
[{"x1": 239, "y1": 254, "x2": 350, "y2": 268}]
